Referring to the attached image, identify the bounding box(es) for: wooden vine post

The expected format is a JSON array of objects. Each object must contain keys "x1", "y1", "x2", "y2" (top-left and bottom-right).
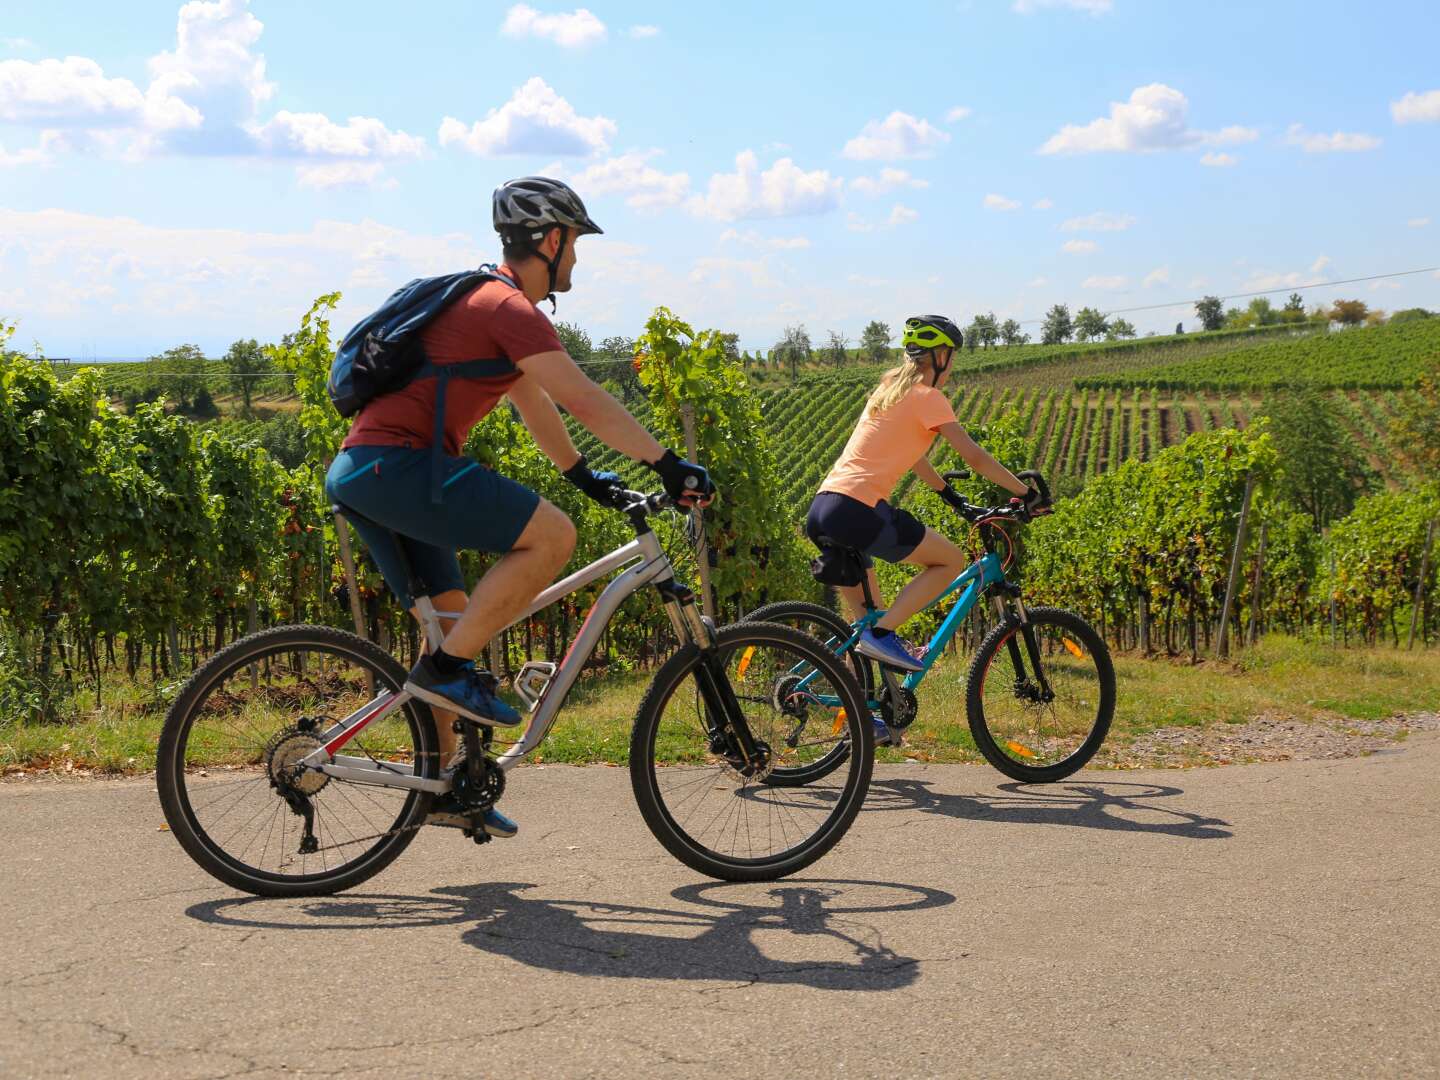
[
  {"x1": 1246, "y1": 521, "x2": 1267, "y2": 648},
  {"x1": 1215, "y1": 471, "x2": 1255, "y2": 659},
  {"x1": 1408, "y1": 519, "x2": 1436, "y2": 650}
]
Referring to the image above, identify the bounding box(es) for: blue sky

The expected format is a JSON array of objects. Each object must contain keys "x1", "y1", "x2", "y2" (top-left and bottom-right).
[{"x1": 2, "y1": 0, "x2": 1437, "y2": 358}]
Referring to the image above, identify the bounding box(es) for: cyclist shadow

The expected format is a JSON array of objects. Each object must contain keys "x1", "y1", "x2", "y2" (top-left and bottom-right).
[
  {"x1": 861, "y1": 777, "x2": 1233, "y2": 840},
  {"x1": 187, "y1": 878, "x2": 956, "y2": 991}
]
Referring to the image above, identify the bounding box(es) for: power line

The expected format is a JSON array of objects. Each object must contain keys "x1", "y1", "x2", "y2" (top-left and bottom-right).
[{"x1": 1016, "y1": 265, "x2": 1439, "y2": 325}]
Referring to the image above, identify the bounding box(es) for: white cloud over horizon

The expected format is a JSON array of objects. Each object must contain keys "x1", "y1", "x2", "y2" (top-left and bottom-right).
[
  {"x1": 842, "y1": 110, "x2": 949, "y2": 160},
  {"x1": 500, "y1": 5, "x2": 607, "y2": 48},
  {"x1": 849, "y1": 167, "x2": 928, "y2": 196},
  {"x1": 439, "y1": 77, "x2": 615, "y2": 157},
  {"x1": 1062, "y1": 239, "x2": 1098, "y2": 254},
  {"x1": 1200, "y1": 151, "x2": 1237, "y2": 167},
  {"x1": 1013, "y1": 0, "x2": 1112, "y2": 13},
  {"x1": 1061, "y1": 211, "x2": 1136, "y2": 232},
  {"x1": 983, "y1": 193, "x2": 1021, "y2": 211},
  {"x1": 1391, "y1": 90, "x2": 1440, "y2": 124},
  {"x1": 557, "y1": 150, "x2": 689, "y2": 209},
  {"x1": 1283, "y1": 124, "x2": 1381, "y2": 153},
  {"x1": 1040, "y1": 84, "x2": 1256, "y2": 155},
  {"x1": 688, "y1": 150, "x2": 842, "y2": 221}
]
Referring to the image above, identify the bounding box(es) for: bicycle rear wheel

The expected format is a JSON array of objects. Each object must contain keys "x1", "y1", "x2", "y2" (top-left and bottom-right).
[
  {"x1": 966, "y1": 607, "x2": 1114, "y2": 782},
  {"x1": 630, "y1": 622, "x2": 873, "y2": 881},
  {"x1": 156, "y1": 625, "x2": 438, "y2": 897},
  {"x1": 743, "y1": 600, "x2": 873, "y2": 787}
]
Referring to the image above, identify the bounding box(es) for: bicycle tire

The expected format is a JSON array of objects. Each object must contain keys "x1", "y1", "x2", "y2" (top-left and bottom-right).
[
  {"x1": 743, "y1": 600, "x2": 872, "y2": 786},
  {"x1": 966, "y1": 607, "x2": 1114, "y2": 782},
  {"x1": 629, "y1": 621, "x2": 874, "y2": 881},
  {"x1": 156, "y1": 624, "x2": 438, "y2": 897}
]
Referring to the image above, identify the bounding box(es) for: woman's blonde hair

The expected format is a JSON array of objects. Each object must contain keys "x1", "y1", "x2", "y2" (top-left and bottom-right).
[{"x1": 865, "y1": 357, "x2": 931, "y2": 418}]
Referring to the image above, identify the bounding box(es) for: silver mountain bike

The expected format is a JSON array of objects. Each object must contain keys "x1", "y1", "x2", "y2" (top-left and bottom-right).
[{"x1": 156, "y1": 488, "x2": 873, "y2": 896}]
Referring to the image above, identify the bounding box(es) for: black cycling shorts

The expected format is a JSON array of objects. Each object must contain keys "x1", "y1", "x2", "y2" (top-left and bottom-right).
[{"x1": 805, "y1": 490, "x2": 926, "y2": 567}]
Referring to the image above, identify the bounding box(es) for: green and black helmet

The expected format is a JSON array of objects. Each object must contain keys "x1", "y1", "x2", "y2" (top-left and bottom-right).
[{"x1": 902, "y1": 315, "x2": 963, "y2": 358}]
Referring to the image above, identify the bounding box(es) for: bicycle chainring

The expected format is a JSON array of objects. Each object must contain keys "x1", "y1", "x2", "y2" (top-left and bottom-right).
[
  {"x1": 452, "y1": 756, "x2": 505, "y2": 812},
  {"x1": 881, "y1": 686, "x2": 920, "y2": 730}
]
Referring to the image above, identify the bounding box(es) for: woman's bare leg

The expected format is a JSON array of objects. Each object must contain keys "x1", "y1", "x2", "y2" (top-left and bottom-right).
[
  {"x1": 875, "y1": 528, "x2": 968, "y2": 632},
  {"x1": 836, "y1": 567, "x2": 883, "y2": 622}
]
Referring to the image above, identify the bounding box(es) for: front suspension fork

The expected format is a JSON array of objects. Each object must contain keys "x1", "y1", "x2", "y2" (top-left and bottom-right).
[{"x1": 996, "y1": 592, "x2": 1054, "y2": 700}]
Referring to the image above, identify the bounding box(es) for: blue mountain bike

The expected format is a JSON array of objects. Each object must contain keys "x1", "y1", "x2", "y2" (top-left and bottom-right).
[{"x1": 747, "y1": 471, "x2": 1114, "y2": 784}]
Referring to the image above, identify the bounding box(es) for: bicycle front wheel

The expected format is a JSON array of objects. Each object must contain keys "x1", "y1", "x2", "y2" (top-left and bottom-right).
[
  {"x1": 156, "y1": 625, "x2": 438, "y2": 897},
  {"x1": 630, "y1": 622, "x2": 874, "y2": 881},
  {"x1": 966, "y1": 607, "x2": 1114, "y2": 782}
]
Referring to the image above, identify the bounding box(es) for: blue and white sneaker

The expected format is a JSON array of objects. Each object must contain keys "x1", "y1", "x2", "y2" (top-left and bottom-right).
[
  {"x1": 405, "y1": 658, "x2": 523, "y2": 727},
  {"x1": 855, "y1": 628, "x2": 925, "y2": 673},
  {"x1": 872, "y1": 716, "x2": 898, "y2": 748},
  {"x1": 479, "y1": 806, "x2": 519, "y2": 838}
]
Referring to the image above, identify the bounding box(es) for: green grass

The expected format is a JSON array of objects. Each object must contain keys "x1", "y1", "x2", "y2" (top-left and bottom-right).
[{"x1": 5, "y1": 636, "x2": 1438, "y2": 775}]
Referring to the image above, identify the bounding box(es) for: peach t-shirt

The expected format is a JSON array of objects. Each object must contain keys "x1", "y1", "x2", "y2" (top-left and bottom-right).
[{"x1": 820, "y1": 384, "x2": 956, "y2": 507}]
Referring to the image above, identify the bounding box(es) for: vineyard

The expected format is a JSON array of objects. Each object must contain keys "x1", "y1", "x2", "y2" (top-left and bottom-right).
[{"x1": 2, "y1": 303, "x2": 1438, "y2": 740}]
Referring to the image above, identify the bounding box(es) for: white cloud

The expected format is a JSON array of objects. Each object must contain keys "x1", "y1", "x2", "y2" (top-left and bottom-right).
[
  {"x1": 439, "y1": 77, "x2": 615, "y2": 157},
  {"x1": 1062, "y1": 239, "x2": 1098, "y2": 254},
  {"x1": 945, "y1": 105, "x2": 972, "y2": 123},
  {"x1": 1032, "y1": 197, "x2": 1054, "y2": 210},
  {"x1": 888, "y1": 204, "x2": 919, "y2": 226},
  {"x1": 627, "y1": 25, "x2": 660, "y2": 39},
  {"x1": 1028, "y1": 276, "x2": 1049, "y2": 288},
  {"x1": 1143, "y1": 267, "x2": 1170, "y2": 288},
  {"x1": 501, "y1": 5, "x2": 607, "y2": 48},
  {"x1": 4, "y1": 38, "x2": 36, "y2": 50},
  {"x1": 1391, "y1": 90, "x2": 1440, "y2": 125},
  {"x1": 1014, "y1": 0, "x2": 1112, "y2": 13},
  {"x1": 1200, "y1": 151, "x2": 1237, "y2": 167},
  {"x1": 842, "y1": 110, "x2": 949, "y2": 160},
  {"x1": 1061, "y1": 210, "x2": 1135, "y2": 232},
  {"x1": 1369, "y1": 280, "x2": 1401, "y2": 292},
  {"x1": 983, "y1": 193, "x2": 1021, "y2": 211},
  {"x1": 295, "y1": 162, "x2": 397, "y2": 190},
  {"x1": 1243, "y1": 270, "x2": 1306, "y2": 291},
  {"x1": 849, "y1": 167, "x2": 928, "y2": 196},
  {"x1": 0, "y1": 129, "x2": 66, "y2": 167},
  {"x1": 1409, "y1": 217, "x2": 1432, "y2": 228},
  {"x1": 718, "y1": 229, "x2": 810, "y2": 251},
  {"x1": 1310, "y1": 255, "x2": 1331, "y2": 274},
  {"x1": 559, "y1": 150, "x2": 689, "y2": 208},
  {"x1": 1083, "y1": 275, "x2": 1127, "y2": 290},
  {"x1": 687, "y1": 150, "x2": 842, "y2": 221},
  {"x1": 845, "y1": 213, "x2": 874, "y2": 233},
  {"x1": 0, "y1": 55, "x2": 197, "y2": 131},
  {"x1": 1283, "y1": 124, "x2": 1380, "y2": 153},
  {"x1": 253, "y1": 111, "x2": 424, "y2": 159},
  {"x1": 1040, "y1": 84, "x2": 1254, "y2": 155}
]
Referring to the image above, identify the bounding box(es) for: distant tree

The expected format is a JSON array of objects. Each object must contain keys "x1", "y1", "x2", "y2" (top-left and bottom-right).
[
  {"x1": 969, "y1": 312, "x2": 1000, "y2": 349},
  {"x1": 148, "y1": 344, "x2": 207, "y2": 411},
  {"x1": 1224, "y1": 307, "x2": 1253, "y2": 330},
  {"x1": 1040, "y1": 304, "x2": 1073, "y2": 345},
  {"x1": 999, "y1": 318, "x2": 1028, "y2": 346},
  {"x1": 554, "y1": 321, "x2": 594, "y2": 365},
  {"x1": 1392, "y1": 358, "x2": 1440, "y2": 477},
  {"x1": 859, "y1": 320, "x2": 892, "y2": 363},
  {"x1": 824, "y1": 330, "x2": 849, "y2": 367},
  {"x1": 1106, "y1": 318, "x2": 1137, "y2": 340},
  {"x1": 594, "y1": 335, "x2": 640, "y2": 400},
  {"x1": 1247, "y1": 297, "x2": 1279, "y2": 326},
  {"x1": 189, "y1": 385, "x2": 220, "y2": 419},
  {"x1": 223, "y1": 338, "x2": 266, "y2": 415},
  {"x1": 1262, "y1": 388, "x2": 1376, "y2": 529},
  {"x1": 1074, "y1": 306, "x2": 1110, "y2": 342},
  {"x1": 1195, "y1": 295, "x2": 1225, "y2": 332},
  {"x1": 1175, "y1": 322, "x2": 1185, "y2": 335},
  {"x1": 1364, "y1": 309, "x2": 1388, "y2": 327},
  {"x1": 1284, "y1": 292, "x2": 1306, "y2": 313},
  {"x1": 774, "y1": 324, "x2": 812, "y2": 382},
  {"x1": 1329, "y1": 299, "x2": 1369, "y2": 327},
  {"x1": 1390, "y1": 307, "x2": 1433, "y2": 324}
]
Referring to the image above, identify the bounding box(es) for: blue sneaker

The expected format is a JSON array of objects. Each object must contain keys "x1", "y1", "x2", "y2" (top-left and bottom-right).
[
  {"x1": 855, "y1": 628, "x2": 925, "y2": 673},
  {"x1": 872, "y1": 716, "x2": 897, "y2": 748},
  {"x1": 480, "y1": 806, "x2": 519, "y2": 838},
  {"x1": 405, "y1": 658, "x2": 523, "y2": 727}
]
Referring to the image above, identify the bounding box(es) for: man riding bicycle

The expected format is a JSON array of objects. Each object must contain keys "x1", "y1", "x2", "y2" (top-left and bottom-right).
[{"x1": 324, "y1": 176, "x2": 714, "y2": 839}]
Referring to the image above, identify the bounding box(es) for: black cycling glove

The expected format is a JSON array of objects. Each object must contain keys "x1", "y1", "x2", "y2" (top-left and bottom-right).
[
  {"x1": 647, "y1": 449, "x2": 715, "y2": 505},
  {"x1": 937, "y1": 485, "x2": 967, "y2": 512},
  {"x1": 562, "y1": 455, "x2": 625, "y2": 505},
  {"x1": 1022, "y1": 484, "x2": 1047, "y2": 514}
]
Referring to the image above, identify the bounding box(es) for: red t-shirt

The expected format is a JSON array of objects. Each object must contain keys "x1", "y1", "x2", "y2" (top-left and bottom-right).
[{"x1": 341, "y1": 266, "x2": 563, "y2": 455}]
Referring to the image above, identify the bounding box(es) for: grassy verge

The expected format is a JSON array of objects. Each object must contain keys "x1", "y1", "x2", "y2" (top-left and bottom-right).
[{"x1": 3, "y1": 637, "x2": 1438, "y2": 776}]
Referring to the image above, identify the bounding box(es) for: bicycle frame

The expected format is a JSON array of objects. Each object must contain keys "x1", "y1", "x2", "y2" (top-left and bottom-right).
[
  {"x1": 297, "y1": 526, "x2": 699, "y2": 794},
  {"x1": 794, "y1": 549, "x2": 1009, "y2": 702}
]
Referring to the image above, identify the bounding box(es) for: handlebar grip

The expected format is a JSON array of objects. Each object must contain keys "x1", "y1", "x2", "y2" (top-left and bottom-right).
[
  {"x1": 941, "y1": 469, "x2": 971, "y2": 484},
  {"x1": 1017, "y1": 469, "x2": 1051, "y2": 504}
]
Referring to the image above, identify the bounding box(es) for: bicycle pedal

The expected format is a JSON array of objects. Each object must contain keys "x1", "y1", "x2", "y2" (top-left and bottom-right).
[{"x1": 426, "y1": 810, "x2": 471, "y2": 830}]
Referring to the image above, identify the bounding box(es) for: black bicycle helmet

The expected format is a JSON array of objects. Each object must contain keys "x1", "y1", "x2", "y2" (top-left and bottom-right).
[{"x1": 493, "y1": 176, "x2": 604, "y2": 247}]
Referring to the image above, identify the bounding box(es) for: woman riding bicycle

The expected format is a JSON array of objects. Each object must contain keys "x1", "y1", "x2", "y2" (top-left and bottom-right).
[{"x1": 806, "y1": 315, "x2": 1040, "y2": 673}]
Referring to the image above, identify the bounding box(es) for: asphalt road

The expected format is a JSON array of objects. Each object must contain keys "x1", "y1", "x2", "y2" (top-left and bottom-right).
[{"x1": 3, "y1": 737, "x2": 1438, "y2": 1079}]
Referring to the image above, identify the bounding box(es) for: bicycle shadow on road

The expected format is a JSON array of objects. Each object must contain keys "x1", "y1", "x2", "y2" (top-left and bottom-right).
[
  {"x1": 187, "y1": 878, "x2": 956, "y2": 992},
  {"x1": 857, "y1": 777, "x2": 1233, "y2": 840}
]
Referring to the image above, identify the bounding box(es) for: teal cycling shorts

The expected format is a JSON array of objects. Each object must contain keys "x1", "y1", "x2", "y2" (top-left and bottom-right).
[{"x1": 325, "y1": 445, "x2": 540, "y2": 607}]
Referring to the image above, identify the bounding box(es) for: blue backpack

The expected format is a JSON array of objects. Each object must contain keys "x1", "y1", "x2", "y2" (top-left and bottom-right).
[
  {"x1": 328, "y1": 264, "x2": 520, "y2": 501},
  {"x1": 327, "y1": 264, "x2": 519, "y2": 417}
]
